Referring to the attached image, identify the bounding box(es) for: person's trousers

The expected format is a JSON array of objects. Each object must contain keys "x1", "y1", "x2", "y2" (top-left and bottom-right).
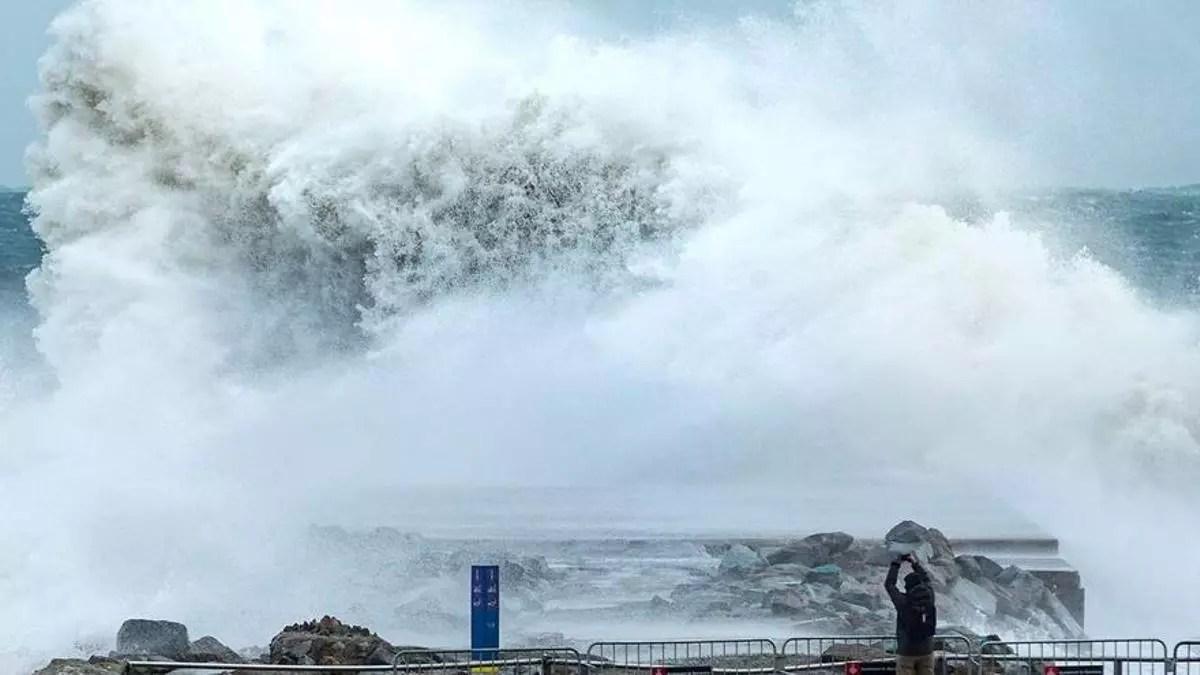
[{"x1": 897, "y1": 654, "x2": 935, "y2": 675}]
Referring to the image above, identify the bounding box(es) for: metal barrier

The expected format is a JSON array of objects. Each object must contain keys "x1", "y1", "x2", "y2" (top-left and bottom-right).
[
  {"x1": 586, "y1": 639, "x2": 779, "y2": 674},
  {"x1": 978, "y1": 639, "x2": 1169, "y2": 675},
  {"x1": 778, "y1": 635, "x2": 975, "y2": 675},
  {"x1": 1173, "y1": 642, "x2": 1200, "y2": 675},
  {"x1": 110, "y1": 637, "x2": 1195, "y2": 675},
  {"x1": 394, "y1": 648, "x2": 584, "y2": 675},
  {"x1": 779, "y1": 636, "x2": 896, "y2": 673}
]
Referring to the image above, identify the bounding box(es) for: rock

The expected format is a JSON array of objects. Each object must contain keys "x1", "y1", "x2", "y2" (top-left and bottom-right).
[
  {"x1": 994, "y1": 588, "x2": 1032, "y2": 621},
  {"x1": 188, "y1": 636, "x2": 243, "y2": 663},
  {"x1": 1038, "y1": 586, "x2": 1085, "y2": 638},
  {"x1": 269, "y1": 616, "x2": 396, "y2": 666},
  {"x1": 992, "y1": 565, "x2": 1083, "y2": 637},
  {"x1": 1031, "y1": 570, "x2": 1085, "y2": 627},
  {"x1": 996, "y1": 566, "x2": 1046, "y2": 608},
  {"x1": 704, "y1": 543, "x2": 733, "y2": 557},
  {"x1": 114, "y1": 619, "x2": 190, "y2": 660},
  {"x1": 956, "y1": 555, "x2": 1005, "y2": 582},
  {"x1": 805, "y1": 564, "x2": 844, "y2": 589},
  {"x1": 821, "y1": 644, "x2": 890, "y2": 662},
  {"x1": 758, "y1": 563, "x2": 812, "y2": 580},
  {"x1": 500, "y1": 558, "x2": 539, "y2": 588},
  {"x1": 981, "y1": 636, "x2": 1014, "y2": 655},
  {"x1": 835, "y1": 577, "x2": 883, "y2": 610},
  {"x1": 766, "y1": 589, "x2": 810, "y2": 616},
  {"x1": 719, "y1": 544, "x2": 767, "y2": 576},
  {"x1": 935, "y1": 626, "x2": 985, "y2": 653},
  {"x1": 885, "y1": 521, "x2": 927, "y2": 550},
  {"x1": 806, "y1": 532, "x2": 855, "y2": 557},
  {"x1": 952, "y1": 578, "x2": 998, "y2": 616},
  {"x1": 955, "y1": 556, "x2": 982, "y2": 580},
  {"x1": 884, "y1": 521, "x2": 955, "y2": 565},
  {"x1": 830, "y1": 543, "x2": 868, "y2": 572},
  {"x1": 768, "y1": 532, "x2": 854, "y2": 567},
  {"x1": 31, "y1": 658, "x2": 125, "y2": 675},
  {"x1": 865, "y1": 543, "x2": 897, "y2": 567}
]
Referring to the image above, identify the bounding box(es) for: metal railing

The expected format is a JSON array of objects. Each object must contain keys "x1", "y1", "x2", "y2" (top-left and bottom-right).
[
  {"x1": 394, "y1": 648, "x2": 584, "y2": 675},
  {"x1": 778, "y1": 635, "x2": 975, "y2": 675},
  {"x1": 117, "y1": 637, "x2": 1200, "y2": 675},
  {"x1": 779, "y1": 635, "x2": 895, "y2": 673},
  {"x1": 1173, "y1": 642, "x2": 1200, "y2": 675},
  {"x1": 977, "y1": 639, "x2": 1170, "y2": 675},
  {"x1": 586, "y1": 639, "x2": 779, "y2": 674}
]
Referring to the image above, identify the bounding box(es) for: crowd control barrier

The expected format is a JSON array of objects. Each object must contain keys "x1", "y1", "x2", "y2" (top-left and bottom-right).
[
  {"x1": 118, "y1": 636, "x2": 1200, "y2": 675},
  {"x1": 586, "y1": 639, "x2": 780, "y2": 673},
  {"x1": 977, "y1": 639, "x2": 1170, "y2": 675}
]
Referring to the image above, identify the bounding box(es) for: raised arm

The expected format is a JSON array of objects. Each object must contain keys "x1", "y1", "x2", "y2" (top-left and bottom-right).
[{"x1": 884, "y1": 558, "x2": 905, "y2": 608}]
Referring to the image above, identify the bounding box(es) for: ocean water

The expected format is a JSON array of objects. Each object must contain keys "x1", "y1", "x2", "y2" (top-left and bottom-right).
[
  {"x1": 3, "y1": 0, "x2": 1200, "y2": 669},
  {"x1": 0, "y1": 191, "x2": 39, "y2": 297}
]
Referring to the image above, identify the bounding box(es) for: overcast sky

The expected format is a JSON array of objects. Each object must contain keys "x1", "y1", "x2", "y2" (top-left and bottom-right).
[
  {"x1": 0, "y1": 1, "x2": 73, "y2": 187},
  {"x1": 1, "y1": 1, "x2": 1197, "y2": 189}
]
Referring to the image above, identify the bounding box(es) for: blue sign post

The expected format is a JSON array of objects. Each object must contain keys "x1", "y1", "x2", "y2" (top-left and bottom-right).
[{"x1": 471, "y1": 565, "x2": 500, "y2": 663}]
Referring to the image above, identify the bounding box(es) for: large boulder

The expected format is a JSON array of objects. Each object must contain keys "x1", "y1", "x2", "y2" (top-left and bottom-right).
[
  {"x1": 1041, "y1": 590, "x2": 1085, "y2": 638},
  {"x1": 767, "y1": 532, "x2": 854, "y2": 567},
  {"x1": 805, "y1": 564, "x2": 844, "y2": 589},
  {"x1": 718, "y1": 544, "x2": 767, "y2": 576},
  {"x1": 884, "y1": 521, "x2": 955, "y2": 564},
  {"x1": 934, "y1": 626, "x2": 986, "y2": 654},
  {"x1": 989, "y1": 566, "x2": 1082, "y2": 636},
  {"x1": 821, "y1": 643, "x2": 890, "y2": 662},
  {"x1": 766, "y1": 589, "x2": 811, "y2": 616},
  {"x1": 500, "y1": 556, "x2": 558, "y2": 588},
  {"x1": 114, "y1": 619, "x2": 190, "y2": 660},
  {"x1": 996, "y1": 566, "x2": 1045, "y2": 610},
  {"x1": 835, "y1": 577, "x2": 883, "y2": 611},
  {"x1": 269, "y1": 616, "x2": 396, "y2": 666},
  {"x1": 765, "y1": 583, "x2": 835, "y2": 618},
  {"x1": 956, "y1": 555, "x2": 1004, "y2": 583},
  {"x1": 188, "y1": 636, "x2": 244, "y2": 663},
  {"x1": 952, "y1": 578, "x2": 999, "y2": 616},
  {"x1": 884, "y1": 521, "x2": 958, "y2": 592}
]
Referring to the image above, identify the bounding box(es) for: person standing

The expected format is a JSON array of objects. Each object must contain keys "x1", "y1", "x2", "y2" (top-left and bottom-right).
[{"x1": 884, "y1": 553, "x2": 937, "y2": 675}]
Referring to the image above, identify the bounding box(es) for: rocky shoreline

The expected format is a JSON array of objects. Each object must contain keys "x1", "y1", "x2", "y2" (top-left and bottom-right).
[
  {"x1": 682, "y1": 521, "x2": 1083, "y2": 638},
  {"x1": 30, "y1": 520, "x2": 1085, "y2": 674}
]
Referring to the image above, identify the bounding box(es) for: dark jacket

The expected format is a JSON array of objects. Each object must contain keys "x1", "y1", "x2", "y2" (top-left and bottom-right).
[{"x1": 885, "y1": 560, "x2": 936, "y2": 656}]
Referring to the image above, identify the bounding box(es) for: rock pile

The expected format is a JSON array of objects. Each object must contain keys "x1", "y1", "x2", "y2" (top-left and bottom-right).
[
  {"x1": 680, "y1": 521, "x2": 1083, "y2": 639},
  {"x1": 269, "y1": 616, "x2": 397, "y2": 666}
]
